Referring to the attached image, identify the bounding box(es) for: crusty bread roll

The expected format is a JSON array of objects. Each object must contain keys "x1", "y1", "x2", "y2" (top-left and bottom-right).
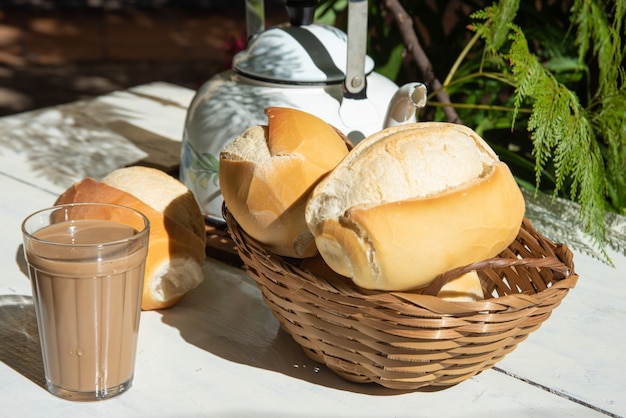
[
  {"x1": 437, "y1": 271, "x2": 484, "y2": 302},
  {"x1": 219, "y1": 107, "x2": 350, "y2": 258},
  {"x1": 102, "y1": 166, "x2": 206, "y2": 241},
  {"x1": 55, "y1": 167, "x2": 206, "y2": 310},
  {"x1": 305, "y1": 122, "x2": 525, "y2": 291}
]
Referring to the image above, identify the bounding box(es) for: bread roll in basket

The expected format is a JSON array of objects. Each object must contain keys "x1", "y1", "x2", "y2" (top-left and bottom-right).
[{"x1": 305, "y1": 122, "x2": 526, "y2": 291}]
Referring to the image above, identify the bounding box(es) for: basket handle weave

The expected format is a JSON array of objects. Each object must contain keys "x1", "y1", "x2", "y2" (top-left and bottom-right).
[
  {"x1": 420, "y1": 217, "x2": 574, "y2": 298},
  {"x1": 420, "y1": 253, "x2": 571, "y2": 297}
]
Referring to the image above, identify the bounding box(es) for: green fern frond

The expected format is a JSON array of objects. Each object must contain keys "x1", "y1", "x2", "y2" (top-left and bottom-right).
[
  {"x1": 572, "y1": 0, "x2": 626, "y2": 216},
  {"x1": 595, "y1": 88, "x2": 626, "y2": 214},
  {"x1": 490, "y1": 0, "x2": 520, "y2": 51},
  {"x1": 507, "y1": 25, "x2": 608, "y2": 246},
  {"x1": 470, "y1": 1, "x2": 520, "y2": 52},
  {"x1": 572, "y1": 0, "x2": 625, "y2": 97},
  {"x1": 507, "y1": 28, "x2": 541, "y2": 123},
  {"x1": 470, "y1": 8, "x2": 491, "y2": 20}
]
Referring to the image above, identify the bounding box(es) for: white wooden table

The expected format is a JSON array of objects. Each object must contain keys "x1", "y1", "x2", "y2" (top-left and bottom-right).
[{"x1": 1, "y1": 82, "x2": 624, "y2": 418}]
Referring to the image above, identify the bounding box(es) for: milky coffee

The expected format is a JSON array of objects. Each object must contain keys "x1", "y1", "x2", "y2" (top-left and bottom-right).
[{"x1": 23, "y1": 211, "x2": 148, "y2": 401}]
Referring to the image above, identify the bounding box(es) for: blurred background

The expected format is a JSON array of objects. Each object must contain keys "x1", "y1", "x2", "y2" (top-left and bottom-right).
[{"x1": 0, "y1": 0, "x2": 287, "y2": 117}]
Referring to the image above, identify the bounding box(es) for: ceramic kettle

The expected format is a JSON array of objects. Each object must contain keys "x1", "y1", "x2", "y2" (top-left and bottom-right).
[{"x1": 180, "y1": 0, "x2": 426, "y2": 224}]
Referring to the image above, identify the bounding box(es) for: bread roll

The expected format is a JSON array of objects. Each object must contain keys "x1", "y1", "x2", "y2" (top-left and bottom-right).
[
  {"x1": 305, "y1": 122, "x2": 525, "y2": 291},
  {"x1": 219, "y1": 107, "x2": 350, "y2": 258},
  {"x1": 437, "y1": 271, "x2": 484, "y2": 302},
  {"x1": 55, "y1": 168, "x2": 206, "y2": 310},
  {"x1": 102, "y1": 166, "x2": 206, "y2": 241}
]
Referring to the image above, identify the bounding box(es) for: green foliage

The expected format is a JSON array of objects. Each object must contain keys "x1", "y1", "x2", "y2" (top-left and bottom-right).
[
  {"x1": 570, "y1": 0, "x2": 626, "y2": 217},
  {"x1": 507, "y1": 26, "x2": 606, "y2": 243},
  {"x1": 483, "y1": 0, "x2": 520, "y2": 52},
  {"x1": 373, "y1": 43, "x2": 405, "y2": 81},
  {"x1": 314, "y1": 0, "x2": 348, "y2": 25},
  {"x1": 469, "y1": 0, "x2": 625, "y2": 250}
]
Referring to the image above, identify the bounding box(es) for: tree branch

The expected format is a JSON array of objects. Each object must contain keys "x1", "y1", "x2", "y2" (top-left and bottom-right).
[{"x1": 383, "y1": 0, "x2": 462, "y2": 124}]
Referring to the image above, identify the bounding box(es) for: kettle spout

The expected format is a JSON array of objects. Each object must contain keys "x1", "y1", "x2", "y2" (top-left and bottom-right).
[{"x1": 383, "y1": 82, "x2": 427, "y2": 128}]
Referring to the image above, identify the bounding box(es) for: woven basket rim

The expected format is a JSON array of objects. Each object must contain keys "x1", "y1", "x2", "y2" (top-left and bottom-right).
[{"x1": 223, "y1": 204, "x2": 578, "y2": 315}]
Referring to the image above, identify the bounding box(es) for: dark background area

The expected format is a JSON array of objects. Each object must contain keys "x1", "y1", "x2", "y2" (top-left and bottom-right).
[{"x1": 0, "y1": 0, "x2": 288, "y2": 117}]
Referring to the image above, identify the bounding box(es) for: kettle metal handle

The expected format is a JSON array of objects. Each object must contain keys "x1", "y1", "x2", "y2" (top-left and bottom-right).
[{"x1": 344, "y1": 0, "x2": 368, "y2": 97}]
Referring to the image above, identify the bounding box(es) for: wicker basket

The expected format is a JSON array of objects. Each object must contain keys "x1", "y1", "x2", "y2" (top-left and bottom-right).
[{"x1": 224, "y1": 206, "x2": 578, "y2": 390}]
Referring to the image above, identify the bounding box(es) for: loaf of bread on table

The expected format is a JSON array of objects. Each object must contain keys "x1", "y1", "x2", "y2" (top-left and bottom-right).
[
  {"x1": 219, "y1": 107, "x2": 350, "y2": 258},
  {"x1": 55, "y1": 166, "x2": 206, "y2": 310},
  {"x1": 305, "y1": 122, "x2": 525, "y2": 292}
]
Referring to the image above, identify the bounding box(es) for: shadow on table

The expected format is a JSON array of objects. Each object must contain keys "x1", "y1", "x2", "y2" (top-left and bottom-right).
[
  {"x1": 0, "y1": 294, "x2": 46, "y2": 390},
  {"x1": 158, "y1": 260, "x2": 452, "y2": 396},
  {"x1": 0, "y1": 246, "x2": 45, "y2": 389}
]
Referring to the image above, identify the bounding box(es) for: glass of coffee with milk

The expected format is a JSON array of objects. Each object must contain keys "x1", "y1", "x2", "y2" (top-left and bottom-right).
[{"x1": 21, "y1": 203, "x2": 150, "y2": 401}]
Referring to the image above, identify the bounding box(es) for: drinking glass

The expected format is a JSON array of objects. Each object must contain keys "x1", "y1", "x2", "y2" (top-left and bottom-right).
[{"x1": 21, "y1": 203, "x2": 150, "y2": 401}]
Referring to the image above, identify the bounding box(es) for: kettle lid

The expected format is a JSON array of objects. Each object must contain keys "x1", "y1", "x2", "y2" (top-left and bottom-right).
[{"x1": 232, "y1": 24, "x2": 375, "y2": 85}]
